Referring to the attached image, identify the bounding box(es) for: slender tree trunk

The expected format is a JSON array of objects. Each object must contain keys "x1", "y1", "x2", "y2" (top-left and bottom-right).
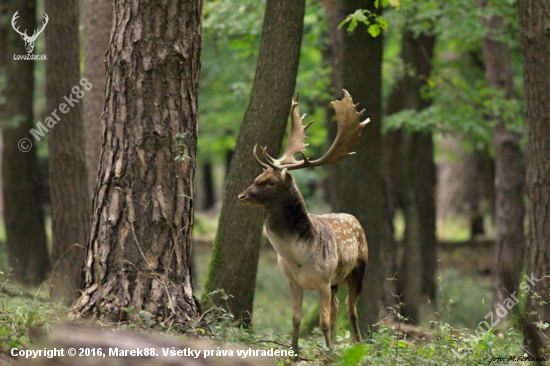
[
  {"x1": 383, "y1": 26, "x2": 437, "y2": 322},
  {"x1": 340, "y1": 0, "x2": 384, "y2": 332},
  {"x1": 202, "y1": 161, "x2": 215, "y2": 210},
  {"x1": 202, "y1": 0, "x2": 305, "y2": 324},
  {"x1": 45, "y1": 0, "x2": 91, "y2": 303},
  {"x1": 70, "y1": 0, "x2": 203, "y2": 326},
  {"x1": 517, "y1": 0, "x2": 550, "y2": 358},
  {"x1": 81, "y1": 0, "x2": 111, "y2": 194},
  {"x1": 323, "y1": 0, "x2": 344, "y2": 212},
  {"x1": 477, "y1": 0, "x2": 525, "y2": 315},
  {"x1": 1, "y1": 0, "x2": 50, "y2": 285},
  {"x1": 398, "y1": 30, "x2": 437, "y2": 322}
]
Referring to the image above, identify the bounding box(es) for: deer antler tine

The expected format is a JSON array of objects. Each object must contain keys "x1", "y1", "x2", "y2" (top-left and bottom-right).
[
  {"x1": 273, "y1": 96, "x2": 312, "y2": 166},
  {"x1": 264, "y1": 153, "x2": 277, "y2": 164},
  {"x1": 252, "y1": 144, "x2": 269, "y2": 170},
  {"x1": 262, "y1": 147, "x2": 280, "y2": 170}
]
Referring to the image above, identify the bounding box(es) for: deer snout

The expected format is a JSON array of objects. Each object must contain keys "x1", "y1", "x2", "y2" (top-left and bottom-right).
[{"x1": 238, "y1": 189, "x2": 256, "y2": 205}]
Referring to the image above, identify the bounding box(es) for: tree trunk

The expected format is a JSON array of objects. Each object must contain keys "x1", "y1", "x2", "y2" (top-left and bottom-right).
[
  {"x1": 517, "y1": 0, "x2": 550, "y2": 358},
  {"x1": 340, "y1": 0, "x2": 384, "y2": 332},
  {"x1": 27, "y1": 325, "x2": 271, "y2": 366},
  {"x1": 322, "y1": 0, "x2": 344, "y2": 212},
  {"x1": 381, "y1": 26, "x2": 437, "y2": 322},
  {"x1": 398, "y1": 29, "x2": 437, "y2": 322},
  {"x1": 45, "y1": 0, "x2": 91, "y2": 303},
  {"x1": 477, "y1": 0, "x2": 525, "y2": 315},
  {"x1": 70, "y1": 0, "x2": 203, "y2": 327},
  {"x1": 1, "y1": 0, "x2": 50, "y2": 285},
  {"x1": 436, "y1": 135, "x2": 494, "y2": 228},
  {"x1": 202, "y1": 0, "x2": 305, "y2": 324},
  {"x1": 201, "y1": 161, "x2": 215, "y2": 210},
  {"x1": 81, "y1": 0, "x2": 111, "y2": 194}
]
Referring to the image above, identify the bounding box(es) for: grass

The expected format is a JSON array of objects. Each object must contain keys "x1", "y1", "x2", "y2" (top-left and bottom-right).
[
  {"x1": 189, "y1": 211, "x2": 539, "y2": 364},
  {"x1": 0, "y1": 212, "x2": 537, "y2": 365}
]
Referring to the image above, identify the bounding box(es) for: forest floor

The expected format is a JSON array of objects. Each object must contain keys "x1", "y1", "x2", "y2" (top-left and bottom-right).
[{"x1": 0, "y1": 217, "x2": 540, "y2": 365}]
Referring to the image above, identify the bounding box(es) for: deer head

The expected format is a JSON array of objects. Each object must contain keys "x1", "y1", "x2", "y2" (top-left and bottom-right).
[
  {"x1": 238, "y1": 90, "x2": 370, "y2": 205},
  {"x1": 238, "y1": 166, "x2": 296, "y2": 206},
  {"x1": 11, "y1": 11, "x2": 49, "y2": 54}
]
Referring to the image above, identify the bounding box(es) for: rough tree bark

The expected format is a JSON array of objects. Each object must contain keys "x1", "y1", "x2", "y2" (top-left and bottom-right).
[
  {"x1": 45, "y1": 0, "x2": 91, "y2": 302},
  {"x1": 70, "y1": 0, "x2": 203, "y2": 326},
  {"x1": 1, "y1": 0, "x2": 50, "y2": 285},
  {"x1": 478, "y1": 0, "x2": 525, "y2": 314},
  {"x1": 81, "y1": 0, "x2": 111, "y2": 194},
  {"x1": 340, "y1": 0, "x2": 384, "y2": 331},
  {"x1": 202, "y1": 0, "x2": 305, "y2": 324},
  {"x1": 517, "y1": 0, "x2": 550, "y2": 358}
]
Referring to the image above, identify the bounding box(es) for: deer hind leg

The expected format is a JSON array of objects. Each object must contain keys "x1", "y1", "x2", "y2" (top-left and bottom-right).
[
  {"x1": 318, "y1": 284, "x2": 333, "y2": 348},
  {"x1": 330, "y1": 285, "x2": 339, "y2": 343},
  {"x1": 287, "y1": 277, "x2": 303, "y2": 355},
  {"x1": 346, "y1": 259, "x2": 366, "y2": 342}
]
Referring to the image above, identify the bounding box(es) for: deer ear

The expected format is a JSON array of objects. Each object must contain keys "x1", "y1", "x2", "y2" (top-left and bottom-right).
[{"x1": 280, "y1": 168, "x2": 293, "y2": 187}]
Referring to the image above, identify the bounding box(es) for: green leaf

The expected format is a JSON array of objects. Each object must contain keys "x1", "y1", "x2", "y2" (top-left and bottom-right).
[
  {"x1": 348, "y1": 17, "x2": 359, "y2": 32},
  {"x1": 342, "y1": 344, "x2": 366, "y2": 365},
  {"x1": 368, "y1": 24, "x2": 381, "y2": 37},
  {"x1": 377, "y1": 16, "x2": 389, "y2": 30}
]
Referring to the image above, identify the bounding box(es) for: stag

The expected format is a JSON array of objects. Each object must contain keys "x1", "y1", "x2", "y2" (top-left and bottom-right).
[
  {"x1": 11, "y1": 11, "x2": 49, "y2": 54},
  {"x1": 238, "y1": 90, "x2": 370, "y2": 353}
]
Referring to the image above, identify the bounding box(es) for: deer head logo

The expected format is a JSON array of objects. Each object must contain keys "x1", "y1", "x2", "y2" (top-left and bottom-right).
[{"x1": 11, "y1": 11, "x2": 49, "y2": 54}]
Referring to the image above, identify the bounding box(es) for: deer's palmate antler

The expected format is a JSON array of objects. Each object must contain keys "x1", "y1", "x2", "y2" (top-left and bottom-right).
[
  {"x1": 239, "y1": 90, "x2": 370, "y2": 355},
  {"x1": 256, "y1": 89, "x2": 370, "y2": 170}
]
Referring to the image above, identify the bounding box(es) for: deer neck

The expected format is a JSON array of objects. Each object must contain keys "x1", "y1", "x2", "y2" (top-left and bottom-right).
[{"x1": 264, "y1": 185, "x2": 313, "y2": 241}]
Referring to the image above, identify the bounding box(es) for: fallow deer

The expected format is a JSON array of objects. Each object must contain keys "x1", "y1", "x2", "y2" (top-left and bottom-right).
[{"x1": 238, "y1": 90, "x2": 369, "y2": 353}]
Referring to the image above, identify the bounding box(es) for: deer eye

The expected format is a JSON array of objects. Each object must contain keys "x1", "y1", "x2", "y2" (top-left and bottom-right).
[{"x1": 267, "y1": 181, "x2": 276, "y2": 187}]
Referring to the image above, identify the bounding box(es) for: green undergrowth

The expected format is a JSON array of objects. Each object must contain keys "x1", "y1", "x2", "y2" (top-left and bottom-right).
[
  {"x1": 200, "y1": 307, "x2": 528, "y2": 365},
  {"x1": 0, "y1": 269, "x2": 536, "y2": 366},
  {"x1": 0, "y1": 272, "x2": 66, "y2": 351}
]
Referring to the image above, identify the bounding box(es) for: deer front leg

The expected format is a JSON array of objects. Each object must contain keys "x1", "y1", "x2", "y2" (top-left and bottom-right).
[
  {"x1": 287, "y1": 277, "x2": 303, "y2": 355},
  {"x1": 318, "y1": 284, "x2": 333, "y2": 349},
  {"x1": 330, "y1": 286, "x2": 339, "y2": 343}
]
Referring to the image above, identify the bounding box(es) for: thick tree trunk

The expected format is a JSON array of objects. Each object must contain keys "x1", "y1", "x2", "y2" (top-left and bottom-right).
[
  {"x1": 477, "y1": 0, "x2": 525, "y2": 315},
  {"x1": 45, "y1": 0, "x2": 91, "y2": 303},
  {"x1": 517, "y1": 0, "x2": 550, "y2": 358},
  {"x1": 340, "y1": 0, "x2": 384, "y2": 332},
  {"x1": 202, "y1": 0, "x2": 305, "y2": 324},
  {"x1": 1, "y1": 0, "x2": 50, "y2": 285},
  {"x1": 81, "y1": 0, "x2": 111, "y2": 194},
  {"x1": 70, "y1": 0, "x2": 203, "y2": 327}
]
